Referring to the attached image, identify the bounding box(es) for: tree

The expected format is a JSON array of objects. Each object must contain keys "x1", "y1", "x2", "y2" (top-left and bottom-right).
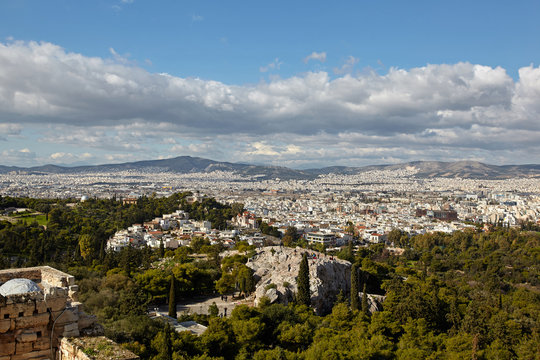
[
  {"x1": 361, "y1": 283, "x2": 369, "y2": 316},
  {"x1": 297, "y1": 253, "x2": 311, "y2": 307},
  {"x1": 164, "y1": 323, "x2": 173, "y2": 360},
  {"x1": 78, "y1": 234, "x2": 94, "y2": 261},
  {"x1": 236, "y1": 265, "x2": 255, "y2": 297},
  {"x1": 282, "y1": 226, "x2": 299, "y2": 247},
  {"x1": 231, "y1": 202, "x2": 245, "y2": 216},
  {"x1": 208, "y1": 302, "x2": 219, "y2": 317},
  {"x1": 346, "y1": 221, "x2": 355, "y2": 236},
  {"x1": 168, "y1": 276, "x2": 176, "y2": 318},
  {"x1": 350, "y1": 263, "x2": 360, "y2": 311},
  {"x1": 159, "y1": 239, "x2": 165, "y2": 258},
  {"x1": 388, "y1": 229, "x2": 402, "y2": 246}
]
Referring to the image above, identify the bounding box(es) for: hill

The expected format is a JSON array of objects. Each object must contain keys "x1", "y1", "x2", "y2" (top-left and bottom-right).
[{"x1": 2, "y1": 156, "x2": 540, "y2": 180}]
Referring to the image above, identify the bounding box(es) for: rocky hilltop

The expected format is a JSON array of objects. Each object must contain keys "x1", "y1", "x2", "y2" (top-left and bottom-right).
[{"x1": 247, "y1": 246, "x2": 351, "y2": 314}]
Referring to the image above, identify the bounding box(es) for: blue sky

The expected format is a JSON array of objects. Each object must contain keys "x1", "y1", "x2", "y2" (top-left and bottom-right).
[{"x1": 0, "y1": 0, "x2": 539, "y2": 168}]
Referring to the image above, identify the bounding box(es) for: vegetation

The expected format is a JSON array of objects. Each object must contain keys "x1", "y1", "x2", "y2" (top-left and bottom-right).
[
  {"x1": 168, "y1": 275, "x2": 176, "y2": 318},
  {"x1": 296, "y1": 252, "x2": 311, "y2": 307},
  {"x1": 350, "y1": 263, "x2": 359, "y2": 311},
  {"x1": 1, "y1": 194, "x2": 539, "y2": 359}
]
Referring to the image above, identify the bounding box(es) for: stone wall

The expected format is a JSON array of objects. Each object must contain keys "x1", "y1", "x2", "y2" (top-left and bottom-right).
[{"x1": 0, "y1": 267, "x2": 98, "y2": 360}]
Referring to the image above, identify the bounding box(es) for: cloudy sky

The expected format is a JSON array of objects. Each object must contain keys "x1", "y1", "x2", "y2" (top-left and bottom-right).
[{"x1": 1, "y1": 1, "x2": 539, "y2": 168}]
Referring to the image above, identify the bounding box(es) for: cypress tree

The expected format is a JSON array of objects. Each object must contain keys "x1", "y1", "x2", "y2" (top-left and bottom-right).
[
  {"x1": 159, "y1": 239, "x2": 165, "y2": 258},
  {"x1": 361, "y1": 282, "x2": 369, "y2": 316},
  {"x1": 350, "y1": 263, "x2": 359, "y2": 311},
  {"x1": 164, "y1": 323, "x2": 173, "y2": 360},
  {"x1": 168, "y1": 275, "x2": 176, "y2": 318},
  {"x1": 297, "y1": 253, "x2": 311, "y2": 306},
  {"x1": 348, "y1": 240, "x2": 354, "y2": 258}
]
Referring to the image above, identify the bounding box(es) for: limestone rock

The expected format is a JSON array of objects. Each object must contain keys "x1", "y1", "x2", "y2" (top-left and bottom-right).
[
  {"x1": 358, "y1": 292, "x2": 385, "y2": 315},
  {"x1": 248, "y1": 246, "x2": 351, "y2": 314}
]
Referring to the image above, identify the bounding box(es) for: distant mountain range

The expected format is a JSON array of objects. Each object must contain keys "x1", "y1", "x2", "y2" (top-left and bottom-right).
[{"x1": 1, "y1": 156, "x2": 540, "y2": 180}]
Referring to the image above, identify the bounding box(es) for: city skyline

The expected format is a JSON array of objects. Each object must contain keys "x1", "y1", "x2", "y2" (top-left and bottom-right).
[{"x1": 1, "y1": 1, "x2": 540, "y2": 168}]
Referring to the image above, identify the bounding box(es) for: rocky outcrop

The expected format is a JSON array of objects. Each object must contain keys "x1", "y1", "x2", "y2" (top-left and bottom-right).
[
  {"x1": 358, "y1": 292, "x2": 385, "y2": 315},
  {"x1": 247, "y1": 246, "x2": 351, "y2": 314}
]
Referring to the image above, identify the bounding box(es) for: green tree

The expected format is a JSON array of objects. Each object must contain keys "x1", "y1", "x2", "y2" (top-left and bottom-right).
[
  {"x1": 361, "y1": 283, "x2": 369, "y2": 316},
  {"x1": 350, "y1": 263, "x2": 360, "y2": 311},
  {"x1": 231, "y1": 202, "x2": 245, "y2": 216},
  {"x1": 151, "y1": 323, "x2": 174, "y2": 360},
  {"x1": 236, "y1": 265, "x2": 255, "y2": 297},
  {"x1": 388, "y1": 228, "x2": 402, "y2": 246},
  {"x1": 282, "y1": 226, "x2": 299, "y2": 247},
  {"x1": 168, "y1": 275, "x2": 176, "y2": 318},
  {"x1": 159, "y1": 239, "x2": 165, "y2": 258},
  {"x1": 208, "y1": 302, "x2": 219, "y2": 317},
  {"x1": 78, "y1": 234, "x2": 94, "y2": 261},
  {"x1": 297, "y1": 253, "x2": 310, "y2": 307}
]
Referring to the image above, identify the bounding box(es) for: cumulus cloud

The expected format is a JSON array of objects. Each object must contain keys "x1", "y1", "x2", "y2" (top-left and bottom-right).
[
  {"x1": 303, "y1": 51, "x2": 327, "y2": 64},
  {"x1": 0, "y1": 41, "x2": 539, "y2": 167}
]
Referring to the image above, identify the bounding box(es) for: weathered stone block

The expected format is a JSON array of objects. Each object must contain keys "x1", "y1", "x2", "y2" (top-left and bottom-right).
[
  {"x1": 11, "y1": 349, "x2": 52, "y2": 360},
  {"x1": 0, "y1": 302, "x2": 35, "y2": 318},
  {"x1": 0, "y1": 319, "x2": 10, "y2": 333},
  {"x1": 52, "y1": 309, "x2": 78, "y2": 326},
  {"x1": 15, "y1": 313, "x2": 50, "y2": 329},
  {"x1": 35, "y1": 300, "x2": 49, "y2": 314},
  {"x1": 0, "y1": 341, "x2": 15, "y2": 356},
  {"x1": 62, "y1": 322, "x2": 79, "y2": 337},
  {"x1": 16, "y1": 331, "x2": 37, "y2": 343},
  {"x1": 32, "y1": 339, "x2": 50, "y2": 351},
  {"x1": 43, "y1": 296, "x2": 66, "y2": 312},
  {"x1": 15, "y1": 341, "x2": 33, "y2": 354}
]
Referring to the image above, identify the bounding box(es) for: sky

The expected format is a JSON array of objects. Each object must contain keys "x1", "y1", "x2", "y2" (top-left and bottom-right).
[{"x1": 0, "y1": 0, "x2": 539, "y2": 169}]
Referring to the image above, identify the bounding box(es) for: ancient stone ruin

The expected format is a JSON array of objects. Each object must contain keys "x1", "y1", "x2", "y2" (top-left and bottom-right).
[
  {"x1": 247, "y1": 246, "x2": 351, "y2": 314},
  {"x1": 0, "y1": 266, "x2": 137, "y2": 360}
]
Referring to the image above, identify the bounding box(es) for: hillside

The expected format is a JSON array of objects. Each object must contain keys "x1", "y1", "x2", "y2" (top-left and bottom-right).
[{"x1": 2, "y1": 156, "x2": 540, "y2": 179}]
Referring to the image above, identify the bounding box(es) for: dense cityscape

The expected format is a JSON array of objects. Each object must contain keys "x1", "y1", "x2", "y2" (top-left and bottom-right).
[{"x1": 1, "y1": 1, "x2": 539, "y2": 358}]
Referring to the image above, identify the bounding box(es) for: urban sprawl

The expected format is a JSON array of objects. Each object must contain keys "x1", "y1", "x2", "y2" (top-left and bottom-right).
[{"x1": 2, "y1": 168, "x2": 539, "y2": 251}]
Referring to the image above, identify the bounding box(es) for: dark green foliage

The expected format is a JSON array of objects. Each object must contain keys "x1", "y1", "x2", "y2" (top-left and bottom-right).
[
  {"x1": 168, "y1": 276, "x2": 176, "y2": 318},
  {"x1": 282, "y1": 226, "x2": 299, "y2": 246},
  {"x1": 258, "y1": 221, "x2": 281, "y2": 238},
  {"x1": 361, "y1": 283, "x2": 369, "y2": 316},
  {"x1": 296, "y1": 253, "x2": 310, "y2": 307},
  {"x1": 350, "y1": 263, "x2": 359, "y2": 311},
  {"x1": 208, "y1": 302, "x2": 219, "y2": 317},
  {"x1": 2, "y1": 193, "x2": 540, "y2": 360}
]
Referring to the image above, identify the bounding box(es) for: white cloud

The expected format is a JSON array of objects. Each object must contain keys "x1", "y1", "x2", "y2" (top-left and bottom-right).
[
  {"x1": 0, "y1": 41, "x2": 539, "y2": 167},
  {"x1": 247, "y1": 142, "x2": 280, "y2": 156},
  {"x1": 191, "y1": 14, "x2": 203, "y2": 22},
  {"x1": 304, "y1": 51, "x2": 327, "y2": 64},
  {"x1": 1, "y1": 148, "x2": 37, "y2": 166},
  {"x1": 0, "y1": 123, "x2": 22, "y2": 140},
  {"x1": 48, "y1": 152, "x2": 97, "y2": 164},
  {"x1": 333, "y1": 56, "x2": 359, "y2": 75},
  {"x1": 259, "y1": 58, "x2": 283, "y2": 73}
]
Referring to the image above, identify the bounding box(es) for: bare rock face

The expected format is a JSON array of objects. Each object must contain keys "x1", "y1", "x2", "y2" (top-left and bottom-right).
[
  {"x1": 358, "y1": 292, "x2": 385, "y2": 315},
  {"x1": 247, "y1": 246, "x2": 351, "y2": 314}
]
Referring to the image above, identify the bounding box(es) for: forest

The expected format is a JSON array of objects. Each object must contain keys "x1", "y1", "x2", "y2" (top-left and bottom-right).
[{"x1": 0, "y1": 194, "x2": 539, "y2": 359}]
